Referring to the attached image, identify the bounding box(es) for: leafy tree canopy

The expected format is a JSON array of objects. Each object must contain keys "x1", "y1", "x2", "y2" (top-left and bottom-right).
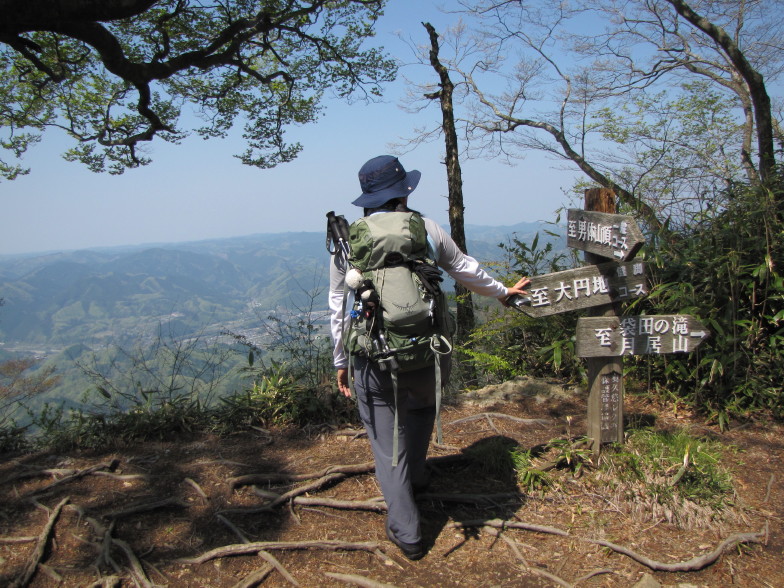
[{"x1": 0, "y1": 0, "x2": 396, "y2": 179}]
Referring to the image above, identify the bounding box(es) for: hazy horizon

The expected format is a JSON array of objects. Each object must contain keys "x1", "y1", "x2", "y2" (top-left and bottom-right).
[
  {"x1": 1, "y1": 217, "x2": 557, "y2": 258},
  {"x1": 1, "y1": 1, "x2": 577, "y2": 257}
]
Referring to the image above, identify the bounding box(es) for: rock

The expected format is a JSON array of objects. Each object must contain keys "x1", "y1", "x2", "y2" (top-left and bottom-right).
[
  {"x1": 457, "y1": 376, "x2": 575, "y2": 406},
  {"x1": 632, "y1": 573, "x2": 661, "y2": 588}
]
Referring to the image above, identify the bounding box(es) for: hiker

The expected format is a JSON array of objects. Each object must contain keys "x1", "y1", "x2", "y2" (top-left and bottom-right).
[{"x1": 328, "y1": 154, "x2": 530, "y2": 560}]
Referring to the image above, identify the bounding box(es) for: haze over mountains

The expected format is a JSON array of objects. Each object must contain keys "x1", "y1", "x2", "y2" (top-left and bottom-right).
[
  {"x1": 1, "y1": 221, "x2": 555, "y2": 357},
  {"x1": 1, "y1": 231, "x2": 323, "y2": 355},
  {"x1": 1, "y1": 221, "x2": 561, "y2": 416}
]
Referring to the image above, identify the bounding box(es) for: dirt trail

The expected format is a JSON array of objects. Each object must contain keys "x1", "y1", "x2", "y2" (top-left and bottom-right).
[{"x1": 1, "y1": 380, "x2": 781, "y2": 587}]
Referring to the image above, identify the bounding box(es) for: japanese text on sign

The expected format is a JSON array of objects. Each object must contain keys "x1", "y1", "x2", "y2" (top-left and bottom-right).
[
  {"x1": 593, "y1": 316, "x2": 700, "y2": 355},
  {"x1": 568, "y1": 218, "x2": 631, "y2": 260},
  {"x1": 527, "y1": 263, "x2": 646, "y2": 309},
  {"x1": 566, "y1": 209, "x2": 646, "y2": 262},
  {"x1": 575, "y1": 314, "x2": 709, "y2": 358},
  {"x1": 600, "y1": 372, "x2": 622, "y2": 439}
]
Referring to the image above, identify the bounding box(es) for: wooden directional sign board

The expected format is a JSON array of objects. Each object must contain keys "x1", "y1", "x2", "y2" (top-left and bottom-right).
[
  {"x1": 567, "y1": 209, "x2": 646, "y2": 261},
  {"x1": 515, "y1": 261, "x2": 647, "y2": 318},
  {"x1": 575, "y1": 315, "x2": 710, "y2": 358}
]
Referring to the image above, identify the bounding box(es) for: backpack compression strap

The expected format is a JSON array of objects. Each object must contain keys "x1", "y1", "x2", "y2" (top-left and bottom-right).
[
  {"x1": 391, "y1": 369, "x2": 400, "y2": 467},
  {"x1": 338, "y1": 265, "x2": 357, "y2": 401},
  {"x1": 431, "y1": 334, "x2": 452, "y2": 445}
]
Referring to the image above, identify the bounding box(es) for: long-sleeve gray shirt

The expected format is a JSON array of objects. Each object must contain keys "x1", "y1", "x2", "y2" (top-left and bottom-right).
[{"x1": 329, "y1": 215, "x2": 508, "y2": 369}]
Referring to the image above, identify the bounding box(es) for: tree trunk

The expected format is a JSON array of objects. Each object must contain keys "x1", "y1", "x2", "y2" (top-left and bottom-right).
[
  {"x1": 667, "y1": 0, "x2": 777, "y2": 184},
  {"x1": 423, "y1": 22, "x2": 476, "y2": 340}
]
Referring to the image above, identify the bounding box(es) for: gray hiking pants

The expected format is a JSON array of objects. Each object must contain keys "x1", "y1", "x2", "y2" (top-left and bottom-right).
[{"x1": 353, "y1": 356, "x2": 449, "y2": 545}]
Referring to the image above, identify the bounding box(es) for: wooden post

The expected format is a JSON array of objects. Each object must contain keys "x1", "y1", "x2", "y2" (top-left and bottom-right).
[{"x1": 584, "y1": 188, "x2": 624, "y2": 455}]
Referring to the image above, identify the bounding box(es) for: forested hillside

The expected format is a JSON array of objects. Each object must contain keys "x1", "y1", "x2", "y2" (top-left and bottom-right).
[
  {"x1": 0, "y1": 222, "x2": 551, "y2": 417},
  {"x1": 0, "y1": 232, "x2": 320, "y2": 352},
  {"x1": 0, "y1": 223, "x2": 546, "y2": 353}
]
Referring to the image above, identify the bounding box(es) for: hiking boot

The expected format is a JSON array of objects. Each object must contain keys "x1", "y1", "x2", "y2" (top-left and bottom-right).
[{"x1": 385, "y1": 522, "x2": 424, "y2": 560}]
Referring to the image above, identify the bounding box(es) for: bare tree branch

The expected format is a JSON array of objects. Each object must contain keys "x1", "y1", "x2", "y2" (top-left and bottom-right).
[{"x1": 665, "y1": 0, "x2": 775, "y2": 182}]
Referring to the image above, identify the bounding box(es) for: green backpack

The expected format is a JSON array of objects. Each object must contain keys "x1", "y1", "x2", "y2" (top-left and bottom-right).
[
  {"x1": 344, "y1": 211, "x2": 455, "y2": 465},
  {"x1": 345, "y1": 211, "x2": 454, "y2": 372}
]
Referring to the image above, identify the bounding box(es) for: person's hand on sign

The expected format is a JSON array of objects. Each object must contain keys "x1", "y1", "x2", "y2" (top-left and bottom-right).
[{"x1": 499, "y1": 276, "x2": 531, "y2": 306}]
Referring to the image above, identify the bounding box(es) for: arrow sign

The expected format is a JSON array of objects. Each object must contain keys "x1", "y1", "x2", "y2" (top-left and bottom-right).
[
  {"x1": 514, "y1": 261, "x2": 648, "y2": 317},
  {"x1": 575, "y1": 315, "x2": 710, "y2": 358},
  {"x1": 567, "y1": 209, "x2": 646, "y2": 261}
]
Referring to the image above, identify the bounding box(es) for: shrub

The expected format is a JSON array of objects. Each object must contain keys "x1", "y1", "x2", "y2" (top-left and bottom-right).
[
  {"x1": 213, "y1": 363, "x2": 337, "y2": 432},
  {"x1": 628, "y1": 177, "x2": 784, "y2": 424},
  {"x1": 595, "y1": 427, "x2": 736, "y2": 528},
  {"x1": 0, "y1": 424, "x2": 29, "y2": 454},
  {"x1": 460, "y1": 228, "x2": 584, "y2": 386}
]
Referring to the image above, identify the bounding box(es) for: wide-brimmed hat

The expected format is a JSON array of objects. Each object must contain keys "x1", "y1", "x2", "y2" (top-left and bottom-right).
[{"x1": 352, "y1": 155, "x2": 421, "y2": 208}]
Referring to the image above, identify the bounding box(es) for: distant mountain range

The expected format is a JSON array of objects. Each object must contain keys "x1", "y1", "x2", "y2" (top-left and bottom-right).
[{"x1": 0, "y1": 221, "x2": 559, "y2": 356}]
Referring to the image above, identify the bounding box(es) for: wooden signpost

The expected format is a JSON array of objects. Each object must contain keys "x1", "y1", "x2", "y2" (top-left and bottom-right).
[
  {"x1": 514, "y1": 260, "x2": 647, "y2": 318},
  {"x1": 520, "y1": 189, "x2": 709, "y2": 454},
  {"x1": 580, "y1": 191, "x2": 626, "y2": 452},
  {"x1": 575, "y1": 315, "x2": 710, "y2": 358},
  {"x1": 567, "y1": 209, "x2": 646, "y2": 261}
]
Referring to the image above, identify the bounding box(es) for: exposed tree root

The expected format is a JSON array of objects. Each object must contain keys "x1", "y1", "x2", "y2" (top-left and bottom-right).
[
  {"x1": 331, "y1": 428, "x2": 368, "y2": 439},
  {"x1": 264, "y1": 473, "x2": 347, "y2": 509},
  {"x1": 85, "y1": 576, "x2": 122, "y2": 588},
  {"x1": 454, "y1": 518, "x2": 768, "y2": 572},
  {"x1": 229, "y1": 461, "x2": 376, "y2": 488},
  {"x1": 0, "y1": 536, "x2": 36, "y2": 544},
  {"x1": 92, "y1": 471, "x2": 149, "y2": 482},
  {"x1": 231, "y1": 563, "x2": 273, "y2": 588},
  {"x1": 217, "y1": 513, "x2": 251, "y2": 543},
  {"x1": 223, "y1": 472, "x2": 350, "y2": 514},
  {"x1": 258, "y1": 550, "x2": 299, "y2": 586},
  {"x1": 93, "y1": 521, "x2": 116, "y2": 571},
  {"x1": 2, "y1": 467, "x2": 77, "y2": 485},
  {"x1": 229, "y1": 454, "x2": 472, "y2": 497},
  {"x1": 10, "y1": 496, "x2": 69, "y2": 588},
  {"x1": 27, "y1": 460, "x2": 120, "y2": 496},
  {"x1": 69, "y1": 499, "x2": 161, "y2": 587},
  {"x1": 447, "y1": 413, "x2": 550, "y2": 427},
  {"x1": 226, "y1": 490, "x2": 523, "y2": 516},
  {"x1": 184, "y1": 477, "x2": 209, "y2": 501},
  {"x1": 37, "y1": 563, "x2": 62, "y2": 582},
  {"x1": 497, "y1": 531, "x2": 608, "y2": 587},
  {"x1": 277, "y1": 495, "x2": 388, "y2": 512},
  {"x1": 112, "y1": 538, "x2": 154, "y2": 588},
  {"x1": 177, "y1": 540, "x2": 386, "y2": 565},
  {"x1": 522, "y1": 565, "x2": 572, "y2": 588},
  {"x1": 764, "y1": 474, "x2": 774, "y2": 503},
  {"x1": 228, "y1": 454, "x2": 509, "y2": 515},
  {"x1": 103, "y1": 496, "x2": 188, "y2": 519}
]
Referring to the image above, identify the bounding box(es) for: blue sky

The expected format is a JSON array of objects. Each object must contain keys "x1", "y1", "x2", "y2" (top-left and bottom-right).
[{"x1": 1, "y1": 1, "x2": 577, "y2": 256}]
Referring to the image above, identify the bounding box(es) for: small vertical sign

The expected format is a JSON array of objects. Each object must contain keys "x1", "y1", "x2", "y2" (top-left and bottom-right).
[{"x1": 600, "y1": 371, "x2": 623, "y2": 443}]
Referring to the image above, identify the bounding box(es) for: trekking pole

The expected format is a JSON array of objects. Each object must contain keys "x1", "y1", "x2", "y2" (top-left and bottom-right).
[
  {"x1": 326, "y1": 211, "x2": 398, "y2": 371},
  {"x1": 326, "y1": 211, "x2": 351, "y2": 259}
]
